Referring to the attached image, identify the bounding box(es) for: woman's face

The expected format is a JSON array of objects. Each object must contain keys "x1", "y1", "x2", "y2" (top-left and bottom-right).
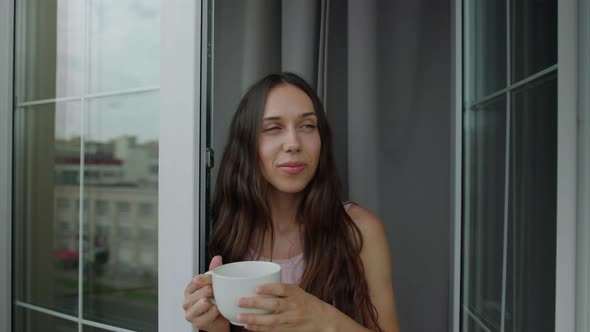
[{"x1": 258, "y1": 84, "x2": 321, "y2": 194}]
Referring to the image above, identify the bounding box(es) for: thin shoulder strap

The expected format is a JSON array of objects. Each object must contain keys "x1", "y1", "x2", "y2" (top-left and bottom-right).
[{"x1": 342, "y1": 200, "x2": 357, "y2": 212}]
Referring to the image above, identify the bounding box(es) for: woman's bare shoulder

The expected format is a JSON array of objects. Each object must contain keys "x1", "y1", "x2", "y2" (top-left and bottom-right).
[{"x1": 345, "y1": 203, "x2": 386, "y2": 238}]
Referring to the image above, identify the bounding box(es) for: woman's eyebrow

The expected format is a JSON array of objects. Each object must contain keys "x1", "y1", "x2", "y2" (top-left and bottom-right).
[
  {"x1": 263, "y1": 112, "x2": 317, "y2": 121},
  {"x1": 263, "y1": 116, "x2": 281, "y2": 121}
]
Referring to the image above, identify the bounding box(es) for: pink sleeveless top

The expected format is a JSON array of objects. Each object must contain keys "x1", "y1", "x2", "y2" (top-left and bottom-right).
[
  {"x1": 246, "y1": 202, "x2": 355, "y2": 285},
  {"x1": 246, "y1": 250, "x2": 305, "y2": 284}
]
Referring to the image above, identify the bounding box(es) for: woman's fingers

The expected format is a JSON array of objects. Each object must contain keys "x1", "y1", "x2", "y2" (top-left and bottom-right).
[
  {"x1": 184, "y1": 274, "x2": 212, "y2": 296},
  {"x1": 255, "y1": 283, "x2": 290, "y2": 297},
  {"x1": 243, "y1": 324, "x2": 272, "y2": 331},
  {"x1": 183, "y1": 284, "x2": 214, "y2": 311},
  {"x1": 238, "y1": 296, "x2": 287, "y2": 327},
  {"x1": 185, "y1": 297, "x2": 214, "y2": 322},
  {"x1": 190, "y1": 301, "x2": 222, "y2": 329},
  {"x1": 182, "y1": 267, "x2": 224, "y2": 330},
  {"x1": 209, "y1": 255, "x2": 223, "y2": 270},
  {"x1": 238, "y1": 296, "x2": 286, "y2": 312},
  {"x1": 238, "y1": 312, "x2": 285, "y2": 327}
]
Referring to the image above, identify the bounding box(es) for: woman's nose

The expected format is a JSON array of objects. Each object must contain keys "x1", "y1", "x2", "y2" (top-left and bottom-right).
[{"x1": 283, "y1": 130, "x2": 301, "y2": 152}]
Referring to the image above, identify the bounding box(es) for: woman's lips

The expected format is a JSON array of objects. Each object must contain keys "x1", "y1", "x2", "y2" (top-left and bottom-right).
[{"x1": 278, "y1": 161, "x2": 306, "y2": 175}]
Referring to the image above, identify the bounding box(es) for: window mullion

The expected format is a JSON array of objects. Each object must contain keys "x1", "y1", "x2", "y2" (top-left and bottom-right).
[
  {"x1": 576, "y1": 0, "x2": 590, "y2": 330},
  {"x1": 555, "y1": 0, "x2": 578, "y2": 331},
  {"x1": 500, "y1": 0, "x2": 512, "y2": 331}
]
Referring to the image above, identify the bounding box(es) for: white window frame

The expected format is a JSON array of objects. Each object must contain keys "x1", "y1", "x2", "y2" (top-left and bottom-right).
[
  {"x1": 449, "y1": 0, "x2": 462, "y2": 331},
  {"x1": 450, "y1": 0, "x2": 586, "y2": 331},
  {"x1": 0, "y1": 0, "x2": 207, "y2": 331},
  {"x1": 576, "y1": 0, "x2": 590, "y2": 330},
  {"x1": 0, "y1": 0, "x2": 15, "y2": 331},
  {"x1": 556, "y1": 0, "x2": 578, "y2": 330},
  {"x1": 159, "y1": 0, "x2": 205, "y2": 331}
]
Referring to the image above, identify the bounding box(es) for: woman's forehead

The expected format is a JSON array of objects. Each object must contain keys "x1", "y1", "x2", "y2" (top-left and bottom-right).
[
  {"x1": 262, "y1": 112, "x2": 317, "y2": 122},
  {"x1": 263, "y1": 84, "x2": 315, "y2": 118}
]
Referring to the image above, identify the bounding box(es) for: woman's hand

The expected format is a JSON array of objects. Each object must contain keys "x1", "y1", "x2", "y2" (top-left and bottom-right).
[
  {"x1": 236, "y1": 283, "x2": 337, "y2": 332},
  {"x1": 183, "y1": 256, "x2": 229, "y2": 332}
]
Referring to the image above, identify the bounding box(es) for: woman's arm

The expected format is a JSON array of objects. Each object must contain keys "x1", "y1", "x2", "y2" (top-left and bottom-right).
[{"x1": 345, "y1": 204, "x2": 400, "y2": 332}]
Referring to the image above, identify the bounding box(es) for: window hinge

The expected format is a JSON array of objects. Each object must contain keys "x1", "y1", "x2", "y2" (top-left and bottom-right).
[{"x1": 206, "y1": 147, "x2": 214, "y2": 169}]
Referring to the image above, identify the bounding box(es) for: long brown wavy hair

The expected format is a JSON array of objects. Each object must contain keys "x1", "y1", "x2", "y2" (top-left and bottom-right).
[{"x1": 209, "y1": 72, "x2": 382, "y2": 331}]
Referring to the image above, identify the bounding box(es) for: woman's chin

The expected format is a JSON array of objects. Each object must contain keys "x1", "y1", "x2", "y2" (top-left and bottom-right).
[{"x1": 269, "y1": 182, "x2": 308, "y2": 195}]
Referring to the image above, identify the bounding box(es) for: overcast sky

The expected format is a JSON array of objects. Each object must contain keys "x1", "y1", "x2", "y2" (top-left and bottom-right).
[{"x1": 51, "y1": 0, "x2": 160, "y2": 143}]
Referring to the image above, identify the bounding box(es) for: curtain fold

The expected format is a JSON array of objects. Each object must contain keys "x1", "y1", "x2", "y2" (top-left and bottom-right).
[
  {"x1": 316, "y1": 0, "x2": 329, "y2": 103},
  {"x1": 212, "y1": 2, "x2": 453, "y2": 332},
  {"x1": 240, "y1": 0, "x2": 282, "y2": 90},
  {"x1": 281, "y1": 0, "x2": 322, "y2": 90},
  {"x1": 213, "y1": 0, "x2": 378, "y2": 206}
]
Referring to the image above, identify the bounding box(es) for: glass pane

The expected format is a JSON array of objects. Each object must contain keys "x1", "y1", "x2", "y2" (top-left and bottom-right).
[
  {"x1": 15, "y1": 306, "x2": 78, "y2": 332},
  {"x1": 505, "y1": 74, "x2": 557, "y2": 332},
  {"x1": 462, "y1": 96, "x2": 506, "y2": 331},
  {"x1": 16, "y1": 0, "x2": 84, "y2": 102},
  {"x1": 82, "y1": 93, "x2": 159, "y2": 331},
  {"x1": 511, "y1": 0, "x2": 557, "y2": 82},
  {"x1": 466, "y1": 315, "x2": 490, "y2": 332},
  {"x1": 14, "y1": 102, "x2": 82, "y2": 316},
  {"x1": 465, "y1": 0, "x2": 507, "y2": 101},
  {"x1": 83, "y1": 326, "x2": 117, "y2": 332},
  {"x1": 88, "y1": 0, "x2": 160, "y2": 93}
]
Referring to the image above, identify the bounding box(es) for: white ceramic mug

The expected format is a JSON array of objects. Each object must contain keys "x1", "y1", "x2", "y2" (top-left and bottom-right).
[{"x1": 206, "y1": 261, "x2": 282, "y2": 326}]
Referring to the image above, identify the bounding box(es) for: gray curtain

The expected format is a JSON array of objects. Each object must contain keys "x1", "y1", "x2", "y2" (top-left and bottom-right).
[
  {"x1": 212, "y1": 0, "x2": 328, "y2": 186},
  {"x1": 211, "y1": 1, "x2": 452, "y2": 331}
]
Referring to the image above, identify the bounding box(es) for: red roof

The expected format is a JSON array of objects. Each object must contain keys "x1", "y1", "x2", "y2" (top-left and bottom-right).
[
  {"x1": 54, "y1": 250, "x2": 79, "y2": 260},
  {"x1": 55, "y1": 157, "x2": 123, "y2": 165}
]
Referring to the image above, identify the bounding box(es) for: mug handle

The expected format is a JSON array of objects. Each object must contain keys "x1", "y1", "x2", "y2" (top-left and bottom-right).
[{"x1": 205, "y1": 271, "x2": 216, "y2": 305}]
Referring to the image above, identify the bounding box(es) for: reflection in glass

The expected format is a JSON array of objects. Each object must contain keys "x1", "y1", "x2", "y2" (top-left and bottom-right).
[
  {"x1": 463, "y1": 96, "x2": 506, "y2": 331},
  {"x1": 88, "y1": 0, "x2": 160, "y2": 93},
  {"x1": 465, "y1": 1, "x2": 507, "y2": 101},
  {"x1": 83, "y1": 93, "x2": 159, "y2": 331},
  {"x1": 511, "y1": 0, "x2": 557, "y2": 82},
  {"x1": 467, "y1": 316, "x2": 489, "y2": 332},
  {"x1": 16, "y1": 0, "x2": 84, "y2": 102},
  {"x1": 505, "y1": 74, "x2": 557, "y2": 331},
  {"x1": 15, "y1": 306, "x2": 78, "y2": 332},
  {"x1": 14, "y1": 101, "x2": 82, "y2": 316},
  {"x1": 83, "y1": 326, "x2": 116, "y2": 332}
]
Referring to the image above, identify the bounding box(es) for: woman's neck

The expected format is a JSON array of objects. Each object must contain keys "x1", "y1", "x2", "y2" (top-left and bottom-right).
[
  {"x1": 266, "y1": 189, "x2": 302, "y2": 233},
  {"x1": 256, "y1": 188, "x2": 304, "y2": 259}
]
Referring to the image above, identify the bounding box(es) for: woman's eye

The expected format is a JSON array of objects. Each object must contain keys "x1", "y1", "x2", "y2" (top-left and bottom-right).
[
  {"x1": 264, "y1": 126, "x2": 280, "y2": 132},
  {"x1": 301, "y1": 124, "x2": 316, "y2": 129}
]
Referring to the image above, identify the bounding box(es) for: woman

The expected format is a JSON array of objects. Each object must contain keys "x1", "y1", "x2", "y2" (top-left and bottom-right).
[{"x1": 183, "y1": 73, "x2": 400, "y2": 332}]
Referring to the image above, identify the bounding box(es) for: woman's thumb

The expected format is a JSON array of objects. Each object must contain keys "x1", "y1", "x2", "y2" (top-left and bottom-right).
[{"x1": 209, "y1": 255, "x2": 223, "y2": 270}]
